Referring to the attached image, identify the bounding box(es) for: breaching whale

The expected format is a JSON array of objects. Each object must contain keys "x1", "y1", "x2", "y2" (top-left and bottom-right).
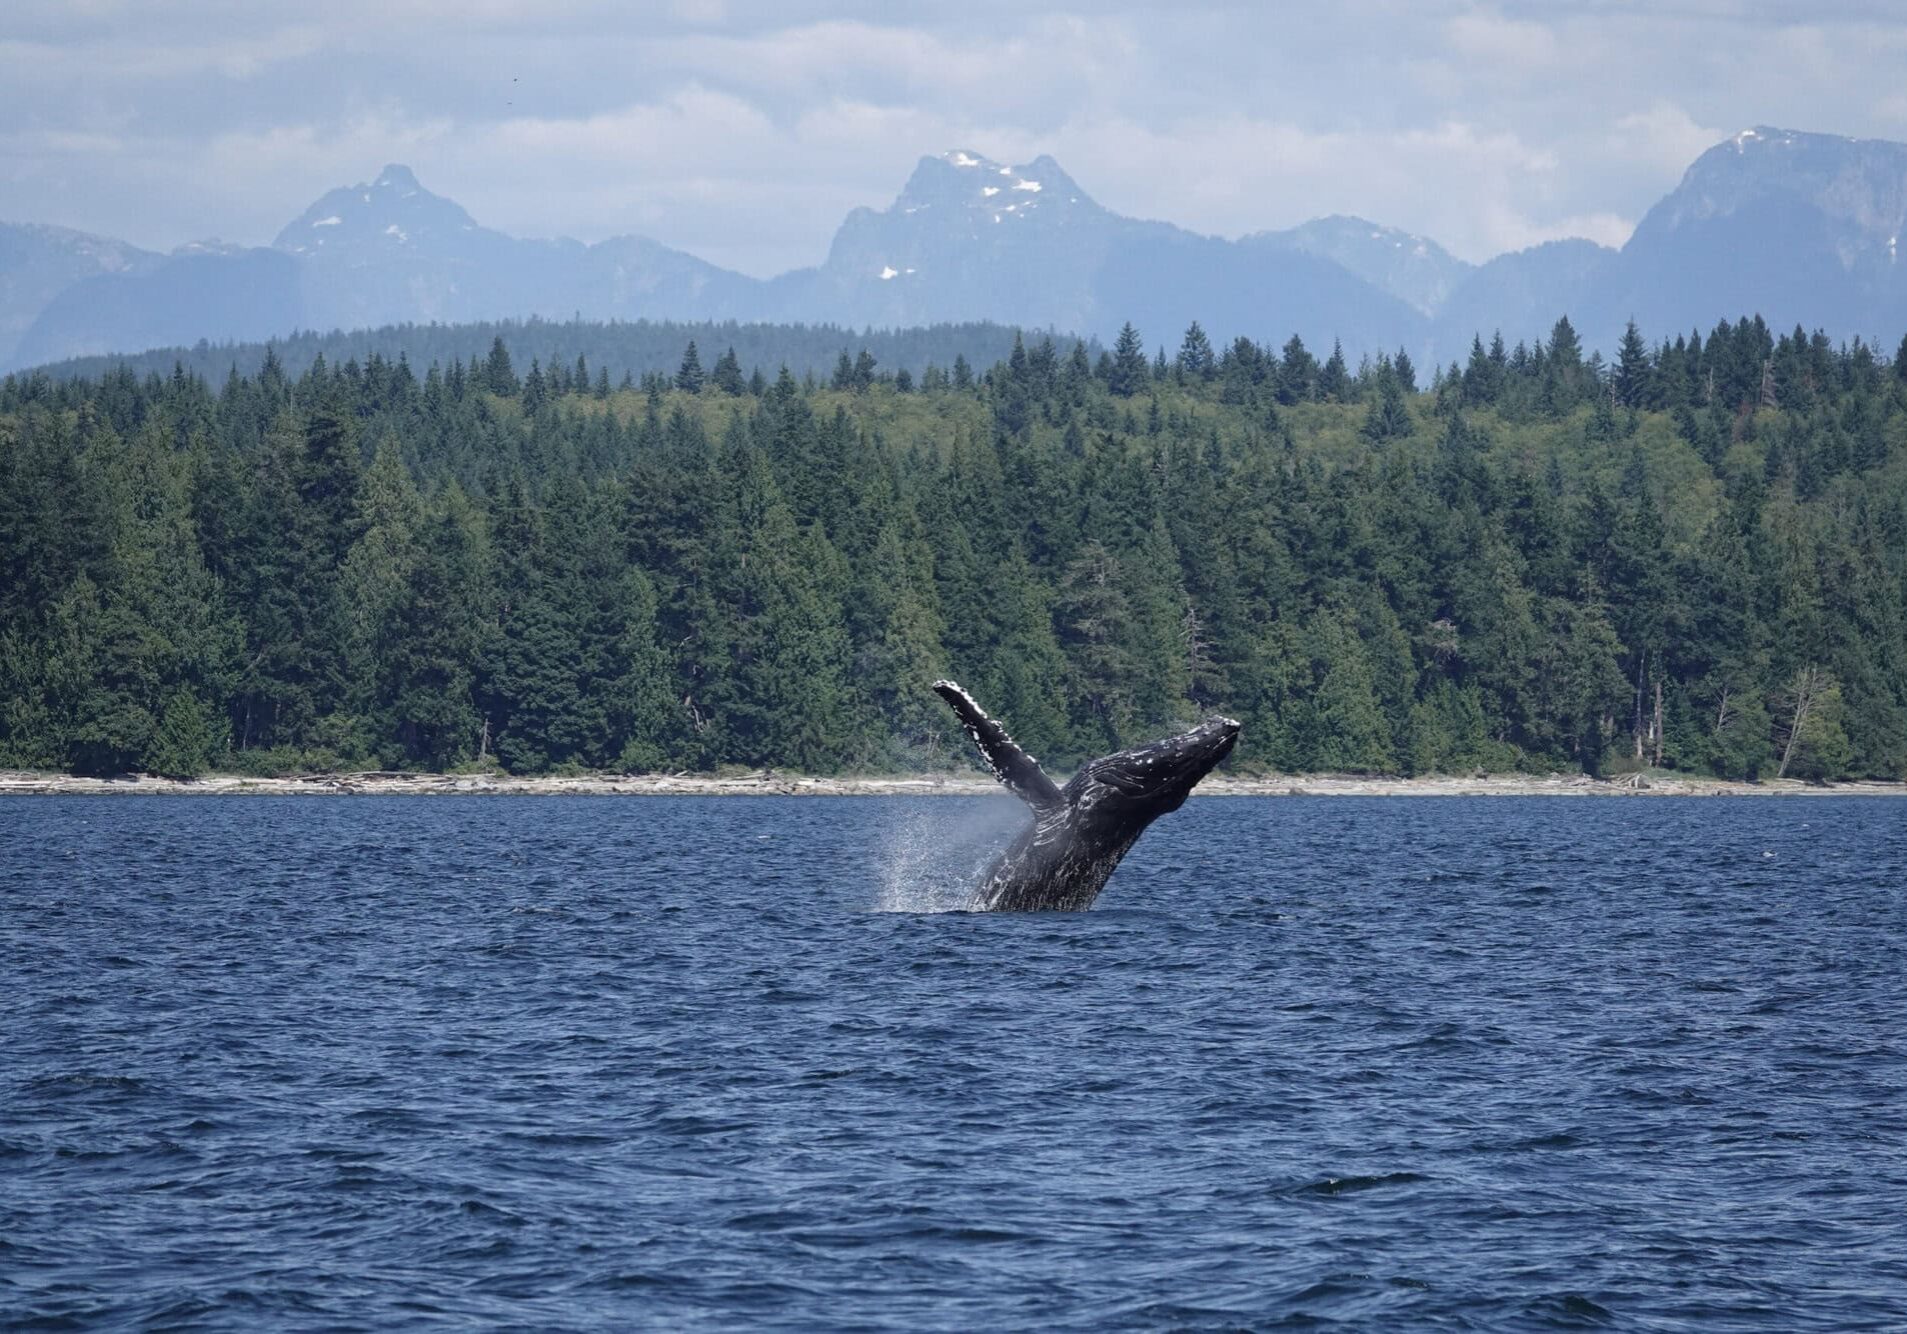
[{"x1": 933, "y1": 680, "x2": 1240, "y2": 911}]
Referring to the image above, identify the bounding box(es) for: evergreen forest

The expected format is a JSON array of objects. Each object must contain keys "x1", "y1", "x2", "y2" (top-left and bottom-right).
[{"x1": 4, "y1": 315, "x2": 1906, "y2": 783}]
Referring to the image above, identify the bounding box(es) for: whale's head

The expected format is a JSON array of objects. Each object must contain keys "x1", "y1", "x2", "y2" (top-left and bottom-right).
[{"x1": 1071, "y1": 715, "x2": 1240, "y2": 826}]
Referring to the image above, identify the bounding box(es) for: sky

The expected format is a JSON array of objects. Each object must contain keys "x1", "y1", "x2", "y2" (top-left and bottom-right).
[{"x1": 6, "y1": 1, "x2": 1907, "y2": 277}]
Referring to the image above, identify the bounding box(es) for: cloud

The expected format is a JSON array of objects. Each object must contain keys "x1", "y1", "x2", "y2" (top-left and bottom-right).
[
  {"x1": 2, "y1": 0, "x2": 1904, "y2": 277},
  {"x1": 1609, "y1": 101, "x2": 1727, "y2": 176},
  {"x1": 1444, "y1": 10, "x2": 1561, "y2": 69},
  {"x1": 202, "y1": 114, "x2": 456, "y2": 186},
  {"x1": 1036, "y1": 114, "x2": 1570, "y2": 261},
  {"x1": 1481, "y1": 204, "x2": 1636, "y2": 254},
  {"x1": 0, "y1": 26, "x2": 325, "y2": 83},
  {"x1": 643, "y1": 16, "x2": 1137, "y2": 128}
]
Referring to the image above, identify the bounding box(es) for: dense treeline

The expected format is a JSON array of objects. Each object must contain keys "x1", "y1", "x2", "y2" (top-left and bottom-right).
[
  {"x1": 3, "y1": 314, "x2": 1905, "y2": 782},
  {"x1": 26, "y1": 316, "x2": 1047, "y2": 388}
]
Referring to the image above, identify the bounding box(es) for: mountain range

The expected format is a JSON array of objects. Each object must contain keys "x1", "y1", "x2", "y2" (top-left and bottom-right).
[{"x1": 6, "y1": 127, "x2": 1906, "y2": 374}]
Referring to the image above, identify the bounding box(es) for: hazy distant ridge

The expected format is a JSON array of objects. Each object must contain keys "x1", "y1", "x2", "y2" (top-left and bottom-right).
[{"x1": 5, "y1": 126, "x2": 1906, "y2": 372}]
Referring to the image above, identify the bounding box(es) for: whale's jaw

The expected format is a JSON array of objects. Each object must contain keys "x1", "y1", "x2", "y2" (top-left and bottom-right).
[{"x1": 1083, "y1": 716, "x2": 1240, "y2": 815}]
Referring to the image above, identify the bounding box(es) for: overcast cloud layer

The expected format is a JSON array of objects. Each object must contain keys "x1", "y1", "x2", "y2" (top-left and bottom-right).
[{"x1": 6, "y1": 1, "x2": 1907, "y2": 276}]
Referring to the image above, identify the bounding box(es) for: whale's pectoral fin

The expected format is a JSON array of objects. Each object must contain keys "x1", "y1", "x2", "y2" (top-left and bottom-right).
[{"x1": 933, "y1": 679, "x2": 1064, "y2": 809}]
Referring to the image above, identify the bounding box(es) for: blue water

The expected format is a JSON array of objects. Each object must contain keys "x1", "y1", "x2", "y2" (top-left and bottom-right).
[{"x1": 4, "y1": 796, "x2": 1906, "y2": 1330}]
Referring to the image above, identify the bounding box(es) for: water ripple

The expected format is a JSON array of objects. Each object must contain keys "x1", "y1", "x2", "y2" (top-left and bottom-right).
[{"x1": 3, "y1": 795, "x2": 1905, "y2": 1329}]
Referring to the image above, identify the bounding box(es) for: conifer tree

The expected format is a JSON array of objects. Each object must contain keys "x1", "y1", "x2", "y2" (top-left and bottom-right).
[
  {"x1": 1301, "y1": 608, "x2": 1397, "y2": 773},
  {"x1": 1176, "y1": 322, "x2": 1216, "y2": 381},
  {"x1": 339, "y1": 438, "x2": 424, "y2": 752},
  {"x1": 1109, "y1": 323, "x2": 1148, "y2": 398},
  {"x1": 1360, "y1": 376, "x2": 1414, "y2": 444},
  {"x1": 384, "y1": 502, "x2": 484, "y2": 769},
  {"x1": 484, "y1": 336, "x2": 518, "y2": 395},
  {"x1": 1124, "y1": 515, "x2": 1192, "y2": 731},
  {"x1": 711, "y1": 346, "x2": 746, "y2": 395},
  {"x1": 719, "y1": 451, "x2": 853, "y2": 770},
  {"x1": 522, "y1": 360, "x2": 548, "y2": 412},
  {"x1": 1317, "y1": 340, "x2": 1352, "y2": 402},
  {"x1": 1056, "y1": 541, "x2": 1137, "y2": 748},
  {"x1": 855, "y1": 522, "x2": 950, "y2": 762},
  {"x1": 675, "y1": 340, "x2": 705, "y2": 393},
  {"x1": 1392, "y1": 348, "x2": 1418, "y2": 395},
  {"x1": 147, "y1": 690, "x2": 219, "y2": 779},
  {"x1": 1614, "y1": 320, "x2": 1652, "y2": 407},
  {"x1": 1278, "y1": 335, "x2": 1317, "y2": 404}
]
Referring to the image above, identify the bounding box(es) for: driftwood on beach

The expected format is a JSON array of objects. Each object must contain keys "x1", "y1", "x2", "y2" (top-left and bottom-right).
[{"x1": 2, "y1": 769, "x2": 1903, "y2": 799}]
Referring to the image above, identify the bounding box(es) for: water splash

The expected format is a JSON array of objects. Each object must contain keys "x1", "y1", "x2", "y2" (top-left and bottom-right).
[{"x1": 874, "y1": 798, "x2": 1024, "y2": 912}]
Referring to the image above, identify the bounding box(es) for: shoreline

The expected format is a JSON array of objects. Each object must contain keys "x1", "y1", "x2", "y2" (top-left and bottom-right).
[{"x1": 3, "y1": 769, "x2": 1902, "y2": 798}]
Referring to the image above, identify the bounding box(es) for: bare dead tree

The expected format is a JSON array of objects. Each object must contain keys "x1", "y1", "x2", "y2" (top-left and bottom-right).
[
  {"x1": 1652, "y1": 679, "x2": 1665, "y2": 769},
  {"x1": 1181, "y1": 600, "x2": 1214, "y2": 708},
  {"x1": 1777, "y1": 665, "x2": 1823, "y2": 779},
  {"x1": 1633, "y1": 649, "x2": 1648, "y2": 762}
]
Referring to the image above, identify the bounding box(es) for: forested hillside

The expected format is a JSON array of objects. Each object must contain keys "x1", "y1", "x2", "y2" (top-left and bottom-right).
[{"x1": 4, "y1": 316, "x2": 1905, "y2": 781}]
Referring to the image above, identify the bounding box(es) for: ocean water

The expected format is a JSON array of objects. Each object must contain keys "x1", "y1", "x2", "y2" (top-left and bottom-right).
[{"x1": 4, "y1": 795, "x2": 1906, "y2": 1330}]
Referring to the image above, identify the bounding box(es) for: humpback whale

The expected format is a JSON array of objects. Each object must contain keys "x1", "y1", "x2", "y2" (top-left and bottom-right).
[{"x1": 933, "y1": 680, "x2": 1240, "y2": 911}]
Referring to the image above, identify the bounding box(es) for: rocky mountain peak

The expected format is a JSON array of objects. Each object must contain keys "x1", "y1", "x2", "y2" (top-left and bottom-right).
[
  {"x1": 373, "y1": 163, "x2": 421, "y2": 192},
  {"x1": 1635, "y1": 126, "x2": 1907, "y2": 273},
  {"x1": 272, "y1": 164, "x2": 480, "y2": 255},
  {"x1": 890, "y1": 150, "x2": 1098, "y2": 221}
]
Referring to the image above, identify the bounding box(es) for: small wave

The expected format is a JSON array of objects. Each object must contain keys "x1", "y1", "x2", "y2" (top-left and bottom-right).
[
  {"x1": 26, "y1": 1072, "x2": 151, "y2": 1097},
  {"x1": 1503, "y1": 1131, "x2": 1583, "y2": 1151},
  {"x1": 497, "y1": 1129, "x2": 617, "y2": 1147},
  {"x1": 7, "y1": 793, "x2": 1904, "y2": 1330},
  {"x1": 1295, "y1": 1171, "x2": 1429, "y2": 1197},
  {"x1": 580, "y1": 1271, "x2": 693, "y2": 1293},
  {"x1": 1524, "y1": 1292, "x2": 1617, "y2": 1324},
  {"x1": 457, "y1": 1199, "x2": 527, "y2": 1224}
]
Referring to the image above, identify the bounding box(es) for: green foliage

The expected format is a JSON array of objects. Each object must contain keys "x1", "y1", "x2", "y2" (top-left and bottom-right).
[
  {"x1": 147, "y1": 690, "x2": 223, "y2": 779},
  {"x1": 5, "y1": 315, "x2": 1907, "y2": 781},
  {"x1": 1299, "y1": 607, "x2": 1397, "y2": 774},
  {"x1": 1361, "y1": 376, "x2": 1414, "y2": 445}
]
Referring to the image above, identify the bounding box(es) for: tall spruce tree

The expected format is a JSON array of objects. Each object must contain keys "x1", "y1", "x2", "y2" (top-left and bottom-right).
[
  {"x1": 1109, "y1": 323, "x2": 1149, "y2": 398},
  {"x1": 675, "y1": 340, "x2": 705, "y2": 393}
]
